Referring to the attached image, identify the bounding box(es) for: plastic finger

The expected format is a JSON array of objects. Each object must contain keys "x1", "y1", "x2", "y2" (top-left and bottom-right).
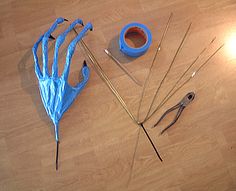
[
  {"x1": 42, "y1": 17, "x2": 66, "y2": 77},
  {"x1": 75, "y1": 61, "x2": 90, "y2": 93},
  {"x1": 62, "y1": 22, "x2": 93, "y2": 81},
  {"x1": 32, "y1": 35, "x2": 44, "y2": 79},
  {"x1": 52, "y1": 19, "x2": 84, "y2": 78}
]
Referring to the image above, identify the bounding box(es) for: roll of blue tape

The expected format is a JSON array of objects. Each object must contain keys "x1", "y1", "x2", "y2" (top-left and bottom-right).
[{"x1": 119, "y1": 22, "x2": 152, "y2": 57}]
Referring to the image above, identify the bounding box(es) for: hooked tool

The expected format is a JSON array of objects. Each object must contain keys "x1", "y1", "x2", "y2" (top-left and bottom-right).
[
  {"x1": 32, "y1": 18, "x2": 93, "y2": 170},
  {"x1": 153, "y1": 92, "x2": 195, "y2": 134}
]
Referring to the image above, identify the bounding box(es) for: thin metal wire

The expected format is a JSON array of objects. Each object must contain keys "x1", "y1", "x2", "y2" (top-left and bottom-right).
[
  {"x1": 143, "y1": 37, "x2": 216, "y2": 122},
  {"x1": 73, "y1": 28, "x2": 162, "y2": 160},
  {"x1": 143, "y1": 43, "x2": 224, "y2": 124},
  {"x1": 137, "y1": 13, "x2": 173, "y2": 121},
  {"x1": 140, "y1": 123, "x2": 162, "y2": 161},
  {"x1": 80, "y1": 40, "x2": 137, "y2": 123},
  {"x1": 104, "y1": 49, "x2": 142, "y2": 86},
  {"x1": 143, "y1": 23, "x2": 192, "y2": 121},
  {"x1": 73, "y1": 30, "x2": 137, "y2": 123}
]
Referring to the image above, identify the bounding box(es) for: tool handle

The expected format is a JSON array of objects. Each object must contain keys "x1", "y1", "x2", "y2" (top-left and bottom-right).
[
  {"x1": 160, "y1": 106, "x2": 185, "y2": 134},
  {"x1": 153, "y1": 103, "x2": 180, "y2": 128}
]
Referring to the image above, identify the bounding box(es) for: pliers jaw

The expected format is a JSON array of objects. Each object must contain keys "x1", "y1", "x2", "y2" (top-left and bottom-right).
[{"x1": 181, "y1": 92, "x2": 195, "y2": 107}]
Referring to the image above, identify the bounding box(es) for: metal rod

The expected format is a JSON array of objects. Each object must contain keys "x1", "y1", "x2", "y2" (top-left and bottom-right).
[
  {"x1": 77, "y1": 37, "x2": 137, "y2": 123},
  {"x1": 137, "y1": 13, "x2": 173, "y2": 121},
  {"x1": 56, "y1": 141, "x2": 59, "y2": 170},
  {"x1": 157, "y1": 13, "x2": 173, "y2": 52},
  {"x1": 143, "y1": 43, "x2": 224, "y2": 123},
  {"x1": 104, "y1": 49, "x2": 142, "y2": 86},
  {"x1": 143, "y1": 23, "x2": 192, "y2": 122},
  {"x1": 140, "y1": 123, "x2": 162, "y2": 161}
]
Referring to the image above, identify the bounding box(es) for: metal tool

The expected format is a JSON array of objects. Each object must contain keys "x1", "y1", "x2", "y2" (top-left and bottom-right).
[
  {"x1": 153, "y1": 92, "x2": 195, "y2": 134},
  {"x1": 137, "y1": 12, "x2": 173, "y2": 121},
  {"x1": 104, "y1": 49, "x2": 142, "y2": 86}
]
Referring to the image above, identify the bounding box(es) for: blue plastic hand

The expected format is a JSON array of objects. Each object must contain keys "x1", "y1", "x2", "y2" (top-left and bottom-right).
[{"x1": 32, "y1": 18, "x2": 93, "y2": 141}]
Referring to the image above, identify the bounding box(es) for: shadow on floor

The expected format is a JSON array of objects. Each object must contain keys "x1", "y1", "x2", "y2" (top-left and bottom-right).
[
  {"x1": 17, "y1": 47, "x2": 53, "y2": 130},
  {"x1": 107, "y1": 35, "x2": 137, "y2": 64}
]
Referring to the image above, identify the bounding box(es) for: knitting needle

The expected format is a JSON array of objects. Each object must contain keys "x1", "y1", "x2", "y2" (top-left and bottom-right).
[
  {"x1": 104, "y1": 49, "x2": 142, "y2": 86},
  {"x1": 137, "y1": 12, "x2": 173, "y2": 121}
]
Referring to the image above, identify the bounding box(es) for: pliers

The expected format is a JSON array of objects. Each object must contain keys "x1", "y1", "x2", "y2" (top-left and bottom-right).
[{"x1": 152, "y1": 92, "x2": 195, "y2": 134}]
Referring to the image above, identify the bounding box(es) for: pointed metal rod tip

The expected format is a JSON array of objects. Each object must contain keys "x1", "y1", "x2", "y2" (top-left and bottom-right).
[{"x1": 160, "y1": 130, "x2": 165, "y2": 135}]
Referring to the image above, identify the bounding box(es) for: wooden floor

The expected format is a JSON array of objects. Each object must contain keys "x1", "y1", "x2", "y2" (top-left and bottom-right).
[{"x1": 1, "y1": 0, "x2": 236, "y2": 190}]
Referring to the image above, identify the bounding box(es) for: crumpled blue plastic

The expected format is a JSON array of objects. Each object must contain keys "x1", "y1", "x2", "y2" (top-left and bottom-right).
[{"x1": 32, "y1": 18, "x2": 93, "y2": 142}]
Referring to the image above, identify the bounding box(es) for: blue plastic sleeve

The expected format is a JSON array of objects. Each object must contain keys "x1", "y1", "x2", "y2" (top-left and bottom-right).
[
  {"x1": 62, "y1": 22, "x2": 93, "y2": 81},
  {"x1": 52, "y1": 19, "x2": 84, "y2": 78}
]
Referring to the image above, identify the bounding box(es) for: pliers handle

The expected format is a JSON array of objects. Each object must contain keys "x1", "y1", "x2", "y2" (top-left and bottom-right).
[{"x1": 153, "y1": 92, "x2": 195, "y2": 134}]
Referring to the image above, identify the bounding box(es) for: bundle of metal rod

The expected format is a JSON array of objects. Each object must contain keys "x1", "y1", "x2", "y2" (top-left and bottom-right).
[
  {"x1": 143, "y1": 43, "x2": 224, "y2": 123},
  {"x1": 79, "y1": 39, "x2": 137, "y2": 123},
  {"x1": 72, "y1": 28, "x2": 163, "y2": 161},
  {"x1": 143, "y1": 22, "x2": 192, "y2": 122},
  {"x1": 137, "y1": 13, "x2": 173, "y2": 121}
]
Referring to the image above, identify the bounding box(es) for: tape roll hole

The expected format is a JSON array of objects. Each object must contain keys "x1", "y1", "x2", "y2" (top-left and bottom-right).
[{"x1": 124, "y1": 27, "x2": 147, "y2": 48}]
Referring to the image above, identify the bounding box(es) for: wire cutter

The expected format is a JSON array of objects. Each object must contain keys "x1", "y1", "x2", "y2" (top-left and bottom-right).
[{"x1": 152, "y1": 92, "x2": 195, "y2": 134}]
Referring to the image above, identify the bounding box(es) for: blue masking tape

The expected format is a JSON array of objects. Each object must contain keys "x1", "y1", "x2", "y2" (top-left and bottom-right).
[{"x1": 119, "y1": 23, "x2": 152, "y2": 57}]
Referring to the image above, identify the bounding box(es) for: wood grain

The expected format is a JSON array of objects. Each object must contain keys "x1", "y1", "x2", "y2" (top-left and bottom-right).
[{"x1": 0, "y1": 0, "x2": 236, "y2": 190}]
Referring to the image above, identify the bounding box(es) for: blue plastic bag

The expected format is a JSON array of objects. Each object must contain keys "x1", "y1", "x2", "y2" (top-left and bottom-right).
[{"x1": 32, "y1": 18, "x2": 93, "y2": 169}]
